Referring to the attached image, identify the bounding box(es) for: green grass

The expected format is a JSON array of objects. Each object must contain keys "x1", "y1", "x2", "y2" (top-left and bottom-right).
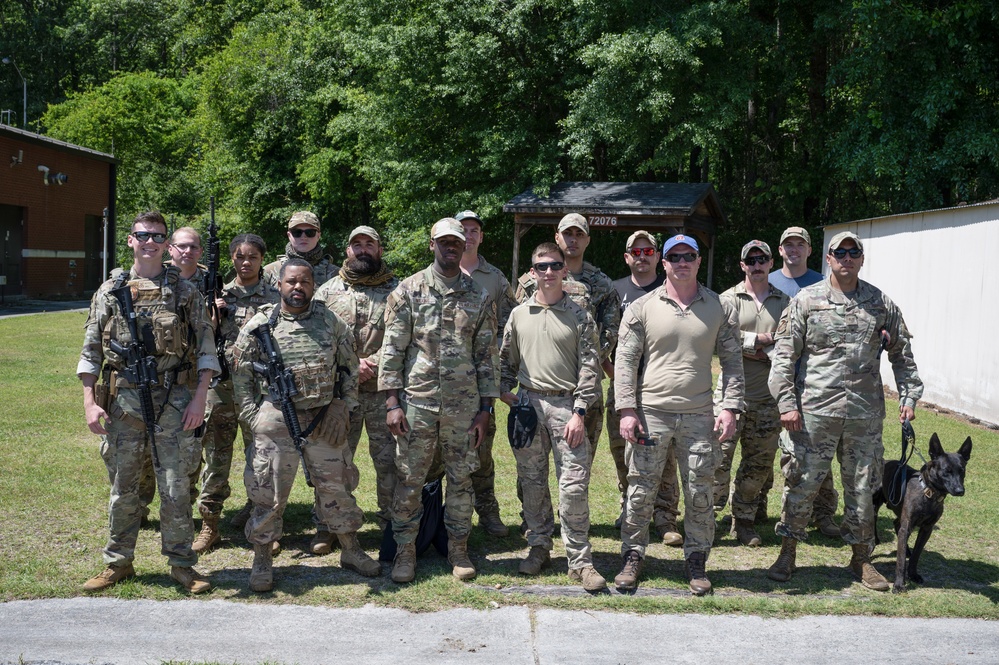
[{"x1": 2, "y1": 311, "x2": 998, "y2": 617}]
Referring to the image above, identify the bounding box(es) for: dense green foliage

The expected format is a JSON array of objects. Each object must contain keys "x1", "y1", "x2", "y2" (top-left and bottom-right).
[{"x1": 4, "y1": 0, "x2": 997, "y2": 278}]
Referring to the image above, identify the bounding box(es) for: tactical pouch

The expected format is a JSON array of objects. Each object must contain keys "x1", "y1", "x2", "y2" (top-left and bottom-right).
[
  {"x1": 94, "y1": 382, "x2": 111, "y2": 412},
  {"x1": 291, "y1": 360, "x2": 335, "y2": 408},
  {"x1": 151, "y1": 311, "x2": 185, "y2": 358}
]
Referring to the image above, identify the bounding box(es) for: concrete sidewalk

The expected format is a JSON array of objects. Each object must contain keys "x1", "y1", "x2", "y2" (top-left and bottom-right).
[{"x1": 1, "y1": 598, "x2": 997, "y2": 664}]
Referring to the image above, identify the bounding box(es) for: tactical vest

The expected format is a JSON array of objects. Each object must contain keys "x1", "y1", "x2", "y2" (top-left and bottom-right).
[{"x1": 259, "y1": 303, "x2": 339, "y2": 409}]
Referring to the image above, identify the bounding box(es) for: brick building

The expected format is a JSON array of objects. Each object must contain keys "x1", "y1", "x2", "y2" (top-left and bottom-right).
[{"x1": 0, "y1": 125, "x2": 117, "y2": 298}]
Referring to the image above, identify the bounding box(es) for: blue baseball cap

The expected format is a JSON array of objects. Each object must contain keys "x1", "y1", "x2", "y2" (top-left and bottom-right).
[{"x1": 661, "y1": 234, "x2": 699, "y2": 256}]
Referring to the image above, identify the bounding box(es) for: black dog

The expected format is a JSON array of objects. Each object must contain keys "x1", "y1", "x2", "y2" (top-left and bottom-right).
[{"x1": 873, "y1": 433, "x2": 972, "y2": 593}]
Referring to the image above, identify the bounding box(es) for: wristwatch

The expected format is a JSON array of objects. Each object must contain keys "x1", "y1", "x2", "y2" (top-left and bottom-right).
[
  {"x1": 573, "y1": 407, "x2": 586, "y2": 417},
  {"x1": 479, "y1": 405, "x2": 494, "y2": 415}
]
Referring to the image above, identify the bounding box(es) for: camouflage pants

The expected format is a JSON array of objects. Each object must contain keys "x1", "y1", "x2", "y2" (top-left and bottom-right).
[
  {"x1": 470, "y1": 412, "x2": 502, "y2": 517},
  {"x1": 345, "y1": 389, "x2": 397, "y2": 524},
  {"x1": 621, "y1": 408, "x2": 717, "y2": 558},
  {"x1": 514, "y1": 393, "x2": 593, "y2": 569},
  {"x1": 772, "y1": 431, "x2": 840, "y2": 521},
  {"x1": 776, "y1": 413, "x2": 883, "y2": 546},
  {"x1": 244, "y1": 399, "x2": 362, "y2": 546},
  {"x1": 606, "y1": 383, "x2": 681, "y2": 529},
  {"x1": 190, "y1": 379, "x2": 243, "y2": 517},
  {"x1": 712, "y1": 399, "x2": 780, "y2": 521},
  {"x1": 392, "y1": 401, "x2": 479, "y2": 544},
  {"x1": 100, "y1": 386, "x2": 201, "y2": 567}
]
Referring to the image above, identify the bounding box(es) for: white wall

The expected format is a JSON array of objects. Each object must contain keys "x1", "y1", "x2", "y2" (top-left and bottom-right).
[{"x1": 823, "y1": 204, "x2": 999, "y2": 422}]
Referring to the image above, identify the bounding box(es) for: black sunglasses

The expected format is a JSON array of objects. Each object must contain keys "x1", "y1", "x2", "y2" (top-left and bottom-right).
[
  {"x1": 290, "y1": 228, "x2": 319, "y2": 238},
  {"x1": 664, "y1": 252, "x2": 698, "y2": 263},
  {"x1": 743, "y1": 255, "x2": 770, "y2": 266},
  {"x1": 532, "y1": 261, "x2": 565, "y2": 272},
  {"x1": 132, "y1": 231, "x2": 168, "y2": 243},
  {"x1": 830, "y1": 247, "x2": 863, "y2": 259}
]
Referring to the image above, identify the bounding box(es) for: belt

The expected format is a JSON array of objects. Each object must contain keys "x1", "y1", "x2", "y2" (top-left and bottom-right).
[{"x1": 519, "y1": 383, "x2": 570, "y2": 398}]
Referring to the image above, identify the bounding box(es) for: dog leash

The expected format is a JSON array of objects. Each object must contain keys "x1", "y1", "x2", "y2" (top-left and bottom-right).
[{"x1": 887, "y1": 418, "x2": 917, "y2": 507}]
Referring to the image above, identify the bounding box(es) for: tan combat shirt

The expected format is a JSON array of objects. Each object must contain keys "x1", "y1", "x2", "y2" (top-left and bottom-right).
[{"x1": 715, "y1": 281, "x2": 789, "y2": 404}]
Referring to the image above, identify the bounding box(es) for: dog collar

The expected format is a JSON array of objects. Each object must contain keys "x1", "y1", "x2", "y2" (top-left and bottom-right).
[{"x1": 918, "y1": 475, "x2": 945, "y2": 503}]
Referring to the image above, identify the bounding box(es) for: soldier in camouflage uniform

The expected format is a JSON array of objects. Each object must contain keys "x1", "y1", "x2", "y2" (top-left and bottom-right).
[
  {"x1": 515, "y1": 213, "x2": 620, "y2": 467},
  {"x1": 767, "y1": 232, "x2": 923, "y2": 591},
  {"x1": 614, "y1": 235, "x2": 744, "y2": 595},
  {"x1": 190, "y1": 234, "x2": 280, "y2": 553},
  {"x1": 378, "y1": 218, "x2": 499, "y2": 583},
  {"x1": 456, "y1": 209, "x2": 517, "y2": 538},
  {"x1": 311, "y1": 225, "x2": 398, "y2": 554},
  {"x1": 712, "y1": 240, "x2": 789, "y2": 547},
  {"x1": 78, "y1": 211, "x2": 219, "y2": 594},
  {"x1": 262, "y1": 211, "x2": 340, "y2": 288},
  {"x1": 232, "y1": 259, "x2": 379, "y2": 592},
  {"x1": 500, "y1": 243, "x2": 606, "y2": 591}
]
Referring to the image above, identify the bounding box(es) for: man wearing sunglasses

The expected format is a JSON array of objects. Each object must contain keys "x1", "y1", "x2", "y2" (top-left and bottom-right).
[
  {"x1": 768, "y1": 226, "x2": 840, "y2": 537},
  {"x1": 263, "y1": 211, "x2": 340, "y2": 288},
  {"x1": 767, "y1": 231, "x2": 923, "y2": 591},
  {"x1": 712, "y1": 240, "x2": 789, "y2": 548},
  {"x1": 499, "y1": 242, "x2": 605, "y2": 591},
  {"x1": 607, "y1": 231, "x2": 683, "y2": 548},
  {"x1": 77, "y1": 211, "x2": 221, "y2": 594},
  {"x1": 614, "y1": 234, "x2": 744, "y2": 595}
]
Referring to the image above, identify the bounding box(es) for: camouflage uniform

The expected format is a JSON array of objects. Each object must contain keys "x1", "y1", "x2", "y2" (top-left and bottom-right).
[
  {"x1": 378, "y1": 267, "x2": 499, "y2": 544},
  {"x1": 615, "y1": 285, "x2": 744, "y2": 557},
  {"x1": 500, "y1": 294, "x2": 601, "y2": 568},
  {"x1": 231, "y1": 302, "x2": 361, "y2": 545},
  {"x1": 262, "y1": 253, "x2": 340, "y2": 290},
  {"x1": 769, "y1": 277, "x2": 923, "y2": 545},
  {"x1": 516, "y1": 262, "x2": 620, "y2": 463},
  {"x1": 464, "y1": 257, "x2": 518, "y2": 522},
  {"x1": 316, "y1": 265, "x2": 399, "y2": 524},
  {"x1": 712, "y1": 282, "x2": 789, "y2": 521},
  {"x1": 77, "y1": 265, "x2": 220, "y2": 567}
]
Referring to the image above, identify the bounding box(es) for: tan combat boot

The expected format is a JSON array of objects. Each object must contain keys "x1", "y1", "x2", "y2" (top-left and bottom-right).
[
  {"x1": 814, "y1": 515, "x2": 841, "y2": 537},
  {"x1": 249, "y1": 543, "x2": 273, "y2": 592},
  {"x1": 849, "y1": 543, "x2": 889, "y2": 591},
  {"x1": 767, "y1": 536, "x2": 797, "y2": 582},
  {"x1": 447, "y1": 538, "x2": 477, "y2": 581},
  {"x1": 568, "y1": 565, "x2": 607, "y2": 592},
  {"x1": 614, "y1": 550, "x2": 643, "y2": 591},
  {"x1": 518, "y1": 546, "x2": 551, "y2": 576},
  {"x1": 170, "y1": 566, "x2": 212, "y2": 594},
  {"x1": 230, "y1": 500, "x2": 252, "y2": 528},
  {"x1": 391, "y1": 542, "x2": 417, "y2": 583},
  {"x1": 657, "y1": 523, "x2": 684, "y2": 547},
  {"x1": 192, "y1": 510, "x2": 221, "y2": 554},
  {"x1": 310, "y1": 529, "x2": 336, "y2": 556},
  {"x1": 731, "y1": 518, "x2": 762, "y2": 547},
  {"x1": 338, "y1": 532, "x2": 381, "y2": 577},
  {"x1": 271, "y1": 540, "x2": 282, "y2": 556},
  {"x1": 83, "y1": 563, "x2": 135, "y2": 592},
  {"x1": 685, "y1": 551, "x2": 712, "y2": 596},
  {"x1": 478, "y1": 508, "x2": 509, "y2": 538}
]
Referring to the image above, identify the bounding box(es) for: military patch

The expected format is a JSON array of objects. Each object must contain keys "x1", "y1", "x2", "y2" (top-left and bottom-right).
[{"x1": 775, "y1": 316, "x2": 788, "y2": 336}]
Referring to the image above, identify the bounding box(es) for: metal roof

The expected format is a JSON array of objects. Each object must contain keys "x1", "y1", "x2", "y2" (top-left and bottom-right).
[{"x1": 0, "y1": 124, "x2": 117, "y2": 163}]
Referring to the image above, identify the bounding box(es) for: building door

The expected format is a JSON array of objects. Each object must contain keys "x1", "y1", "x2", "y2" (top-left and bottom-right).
[
  {"x1": 83, "y1": 214, "x2": 104, "y2": 291},
  {"x1": 0, "y1": 205, "x2": 23, "y2": 296}
]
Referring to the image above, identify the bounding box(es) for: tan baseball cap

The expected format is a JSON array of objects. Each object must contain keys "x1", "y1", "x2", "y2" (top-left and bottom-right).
[
  {"x1": 288, "y1": 211, "x2": 321, "y2": 230},
  {"x1": 828, "y1": 231, "x2": 864, "y2": 252},
  {"x1": 626, "y1": 230, "x2": 657, "y2": 250},
  {"x1": 780, "y1": 226, "x2": 811, "y2": 245},
  {"x1": 740, "y1": 239, "x2": 772, "y2": 260},
  {"x1": 557, "y1": 213, "x2": 589, "y2": 235},
  {"x1": 348, "y1": 225, "x2": 380, "y2": 244},
  {"x1": 431, "y1": 218, "x2": 466, "y2": 241}
]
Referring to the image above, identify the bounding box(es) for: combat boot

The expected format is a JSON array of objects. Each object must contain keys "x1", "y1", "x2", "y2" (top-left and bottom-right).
[
  {"x1": 447, "y1": 538, "x2": 477, "y2": 581},
  {"x1": 170, "y1": 566, "x2": 212, "y2": 594},
  {"x1": 83, "y1": 563, "x2": 135, "y2": 592},
  {"x1": 518, "y1": 546, "x2": 551, "y2": 576},
  {"x1": 249, "y1": 543, "x2": 273, "y2": 592},
  {"x1": 767, "y1": 536, "x2": 797, "y2": 582},
  {"x1": 731, "y1": 518, "x2": 762, "y2": 547},
  {"x1": 478, "y1": 508, "x2": 509, "y2": 538},
  {"x1": 614, "y1": 550, "x2": 643, "y2": 591},
  {"x1": 192, "y1": 510, "x2": 221, "y2": 554},
  {"x1": 310, "y1": 529, "x2": 336, "y2": 555},
  {"x1": 755, "y1": 496, "x2": 769, "y2": 524},
  {"x1": 814, "y1": 515, "x2": 841, "y2": 538},
  {"x1": 685, "y1": 551, "x2": 712, "y2": 596},
  {"x1": 392, "y1": 542, "x2": 417, "y2": 583},
  {"x1": 849, "y1": 543, "x2": 889, "y2": 591},
  {"x1": 338, "y1": 532, "x2": 381, "y2": 577},
  {"x1": 568, "y1": 565, "x2": 607, "y2": 592},
  {"x1": 271, "y1": 540, "x2": 281, "y2": 556},
  {"x1": 230, "y1": 500, "x2": 252, "y2": 528},
  {"x1": 657, "y1": 523, "x2": 684, "y2": 547}
]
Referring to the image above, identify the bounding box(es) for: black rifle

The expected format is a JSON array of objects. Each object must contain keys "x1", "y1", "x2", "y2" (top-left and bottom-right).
[
  {"x1": 108, "y1": 285, "x2": 163, "y2": 467},
  {"x1": 204, "y1": 196, "x2": 230, "y2": 384},
  {"x1": 250, "y1": 322, "x2": 314, "y2": 487}
]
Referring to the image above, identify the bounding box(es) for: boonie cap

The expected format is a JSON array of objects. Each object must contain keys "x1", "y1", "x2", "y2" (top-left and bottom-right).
[
  {"x1": 431, "y1": 218, "x2": 466, "y2": 241},
  {"x1": 626, "y1": 230, "x2": 657, "y2": 250},
  {"x1": 827, "y1": 231, "x2": 864, "y2": 252},
  {"x1": 288, "y1": 211, "x2": 321, "y2": 230},
  {"x1": 780, "y1": 226, "x2": 811, "y2": 246},
  {"x1": 455, "y1": 210, "x2": 482, "y2": 225},
  {"x1": 662, "y1": 234, "x2": 699, "y2": 255},
  {"x1": 348, "y1": 225, "x2": 380, "y2": 244},
  {"x1": 557, "y1": 213, "x2": 589, "y2": 235},
  {"x1": 740, "y1": 239, "x2": 772, "y2": 260}
]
